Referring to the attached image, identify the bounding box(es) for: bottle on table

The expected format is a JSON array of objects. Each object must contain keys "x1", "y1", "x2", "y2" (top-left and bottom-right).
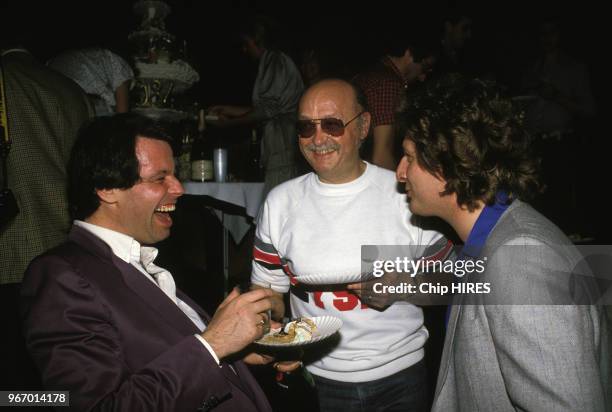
[
  {"x1": 248, "y1": 128, "x2": 263, "y2": 182},
  {"x1": 177, "y1": 124, "x2": 193, "y2": 182},
  {"x1": 191, "y1": 109, "x2": 214, "y2": 182}
]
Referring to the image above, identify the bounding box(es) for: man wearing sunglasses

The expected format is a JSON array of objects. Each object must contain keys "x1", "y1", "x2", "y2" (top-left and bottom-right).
[{"x1": 251, "y1": 79, "x2": 449, "y2": 411}]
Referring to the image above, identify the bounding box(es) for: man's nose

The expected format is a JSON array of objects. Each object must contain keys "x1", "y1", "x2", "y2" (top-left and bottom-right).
[
  {"x1": 396, "y1": 158, "x2": 408, "y2": 182},
  {"x1": 169, "y1": 175, "x2": 185, "y2": 197},
  {"x1": 313, "y1": 123, "x2": 329, "y2": 145}
]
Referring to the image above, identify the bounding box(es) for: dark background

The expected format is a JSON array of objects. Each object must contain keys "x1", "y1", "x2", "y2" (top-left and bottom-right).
[
  {"x1": 1, "y1": 1, "x2": 610, "y2": 409},
  {"x1": 1, "y1": 0, "x2": 608, "y2": 105}
]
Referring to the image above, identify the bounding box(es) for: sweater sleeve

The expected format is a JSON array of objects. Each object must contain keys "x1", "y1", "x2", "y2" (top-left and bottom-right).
[{"x1": 251, "y1": 196, "x2": 291, "y2": 293}]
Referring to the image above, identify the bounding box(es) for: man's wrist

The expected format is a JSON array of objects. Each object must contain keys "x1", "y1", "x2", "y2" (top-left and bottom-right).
[{"x1": 196, "y1": 333, "x2": 223, "y2": 364}]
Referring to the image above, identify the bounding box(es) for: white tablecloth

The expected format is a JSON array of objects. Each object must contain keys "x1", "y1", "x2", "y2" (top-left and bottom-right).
[{"x1": 182, "y1": 182, "x2": 265, "y2": 243}]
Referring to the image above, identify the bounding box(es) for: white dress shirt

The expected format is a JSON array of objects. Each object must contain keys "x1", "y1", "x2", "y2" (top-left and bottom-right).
[{"x1": 74, "y1": 220, "x2": 221, "y2": 364}]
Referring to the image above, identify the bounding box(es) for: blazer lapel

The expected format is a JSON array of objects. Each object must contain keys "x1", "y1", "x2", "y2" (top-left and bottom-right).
[
  {"x1": 176, "y1": 290, "x2": 210, "y2": 323},
  {"x1": 113, "y1": 256, "x2": 202, "y2": 336},
  {"x1": 220, "y1": 361, "x2": 257, "y2": 402}
]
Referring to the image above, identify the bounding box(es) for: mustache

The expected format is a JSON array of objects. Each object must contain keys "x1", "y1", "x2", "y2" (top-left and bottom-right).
[{"x1": 305, "y1": 142, "x2": 341, "y2": 152}]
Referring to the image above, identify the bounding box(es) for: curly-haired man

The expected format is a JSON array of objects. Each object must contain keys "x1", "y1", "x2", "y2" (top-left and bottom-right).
[{"x1": 395, "y1": 74, "x2": 607, "y2": 411}]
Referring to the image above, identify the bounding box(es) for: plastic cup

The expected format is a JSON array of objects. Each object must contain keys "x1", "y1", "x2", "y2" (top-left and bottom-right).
[{"x1": 213, "y1": 148, "x2": 227, "y2": 182}]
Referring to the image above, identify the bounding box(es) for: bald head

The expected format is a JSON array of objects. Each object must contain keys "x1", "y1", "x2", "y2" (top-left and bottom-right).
[
  {"x1": 300, "y1": 79, "x2": 366, "y2": 115},
  {"x1": 297, "y1": 78, "x2": 372, "y2": 184}
]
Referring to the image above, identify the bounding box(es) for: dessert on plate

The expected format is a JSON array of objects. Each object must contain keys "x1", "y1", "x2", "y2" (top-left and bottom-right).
[{"x1": 259, "y1": 318, "x2": 317, "y2": 344}]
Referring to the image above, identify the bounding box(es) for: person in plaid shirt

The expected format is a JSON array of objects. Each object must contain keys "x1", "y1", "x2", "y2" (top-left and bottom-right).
[{"x1": 354, "y1": 33, "x2": 436, "y2": 171}]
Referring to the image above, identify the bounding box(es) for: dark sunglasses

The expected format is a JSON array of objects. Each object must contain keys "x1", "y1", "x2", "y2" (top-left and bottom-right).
[{"x1": 296, "y1": 111, "x2": 364, "y2": 138}]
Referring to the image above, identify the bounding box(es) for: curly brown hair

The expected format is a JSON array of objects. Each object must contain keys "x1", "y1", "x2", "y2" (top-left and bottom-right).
[{"x1": 395, "y1": 74, "x2": 542, "y2": 211}]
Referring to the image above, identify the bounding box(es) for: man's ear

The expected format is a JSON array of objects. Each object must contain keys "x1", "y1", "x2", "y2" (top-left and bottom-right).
[
  {"x1": 96, "y1": 188, "x2": 120, "y2": 204},
  {"x1": 360, "y1": 112, "x2": 372, "y2": 140}
]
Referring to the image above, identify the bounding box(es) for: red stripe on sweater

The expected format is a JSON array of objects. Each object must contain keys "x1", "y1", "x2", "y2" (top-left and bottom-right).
[{"x1": 253, "y1": 247, "x2": 281, "y2": 265}]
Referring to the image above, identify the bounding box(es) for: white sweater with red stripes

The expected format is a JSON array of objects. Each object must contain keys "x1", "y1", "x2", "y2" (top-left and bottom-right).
[{"x1": 251, "y1": 162, "x2": 445, "y2": 382}]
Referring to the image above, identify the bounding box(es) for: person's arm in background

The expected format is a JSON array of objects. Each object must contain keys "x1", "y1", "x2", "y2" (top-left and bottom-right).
[
  {"x1": 354, "y1": 73, "x2": 399, "y2": 171},
  {"x1": 114, "y1": 79, "x2": 131, "y2": 113},
  {"x1": 104, "y1": 49, "x2": 133, "y2": 114},
  {"x1": 209, "y1": 50, "x2": 303, "y2": 131},
  {"x1": 207, "y1": 105, "x2": 266, "y2": 128},
  {"x1": 372, "y1": 124, "x2": 397, "y2": 170}
]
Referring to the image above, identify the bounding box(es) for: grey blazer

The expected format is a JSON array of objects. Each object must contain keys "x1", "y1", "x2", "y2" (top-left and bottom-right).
[{"x1": 432, "y1": 200, "x2": 608, "y2": 411}]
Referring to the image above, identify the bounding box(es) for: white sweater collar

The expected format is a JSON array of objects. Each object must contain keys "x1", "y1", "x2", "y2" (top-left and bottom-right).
[{"x1": 310, "y1": 161, "x2": 374, "y2": 196}]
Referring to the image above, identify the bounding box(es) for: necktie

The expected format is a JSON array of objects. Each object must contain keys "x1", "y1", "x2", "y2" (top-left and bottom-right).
[{"x1": 140, "y1": 246, "x2": 177, "y2": 304}]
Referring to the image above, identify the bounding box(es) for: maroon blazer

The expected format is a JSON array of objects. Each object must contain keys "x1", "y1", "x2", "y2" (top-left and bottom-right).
[{"x1": 20, "y1": 225, "x2": 272, "y2": 412}]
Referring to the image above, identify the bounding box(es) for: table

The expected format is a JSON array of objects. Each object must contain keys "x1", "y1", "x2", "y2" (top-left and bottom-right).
[{"x1": 182, "y1": 182, "x2": 265, "y2": 292}]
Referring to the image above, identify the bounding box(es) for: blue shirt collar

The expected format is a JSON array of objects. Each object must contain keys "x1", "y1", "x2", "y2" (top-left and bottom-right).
[{"x1": 461, "y1": 191, "x2": 511, "y2": 259}]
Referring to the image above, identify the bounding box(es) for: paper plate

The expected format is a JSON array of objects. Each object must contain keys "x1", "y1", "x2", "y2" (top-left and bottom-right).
[
  {"x1": 293, "y1": 272, "x2": 375, "y2": 285},
  {"x1": 254, "y1": 316, "x2": 342, "y2": 347}
]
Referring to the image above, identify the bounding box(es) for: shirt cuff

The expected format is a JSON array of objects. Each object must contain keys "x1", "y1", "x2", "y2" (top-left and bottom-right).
[{"x1": 194, "y1": 334, "x2": 221, "y2": 366}]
